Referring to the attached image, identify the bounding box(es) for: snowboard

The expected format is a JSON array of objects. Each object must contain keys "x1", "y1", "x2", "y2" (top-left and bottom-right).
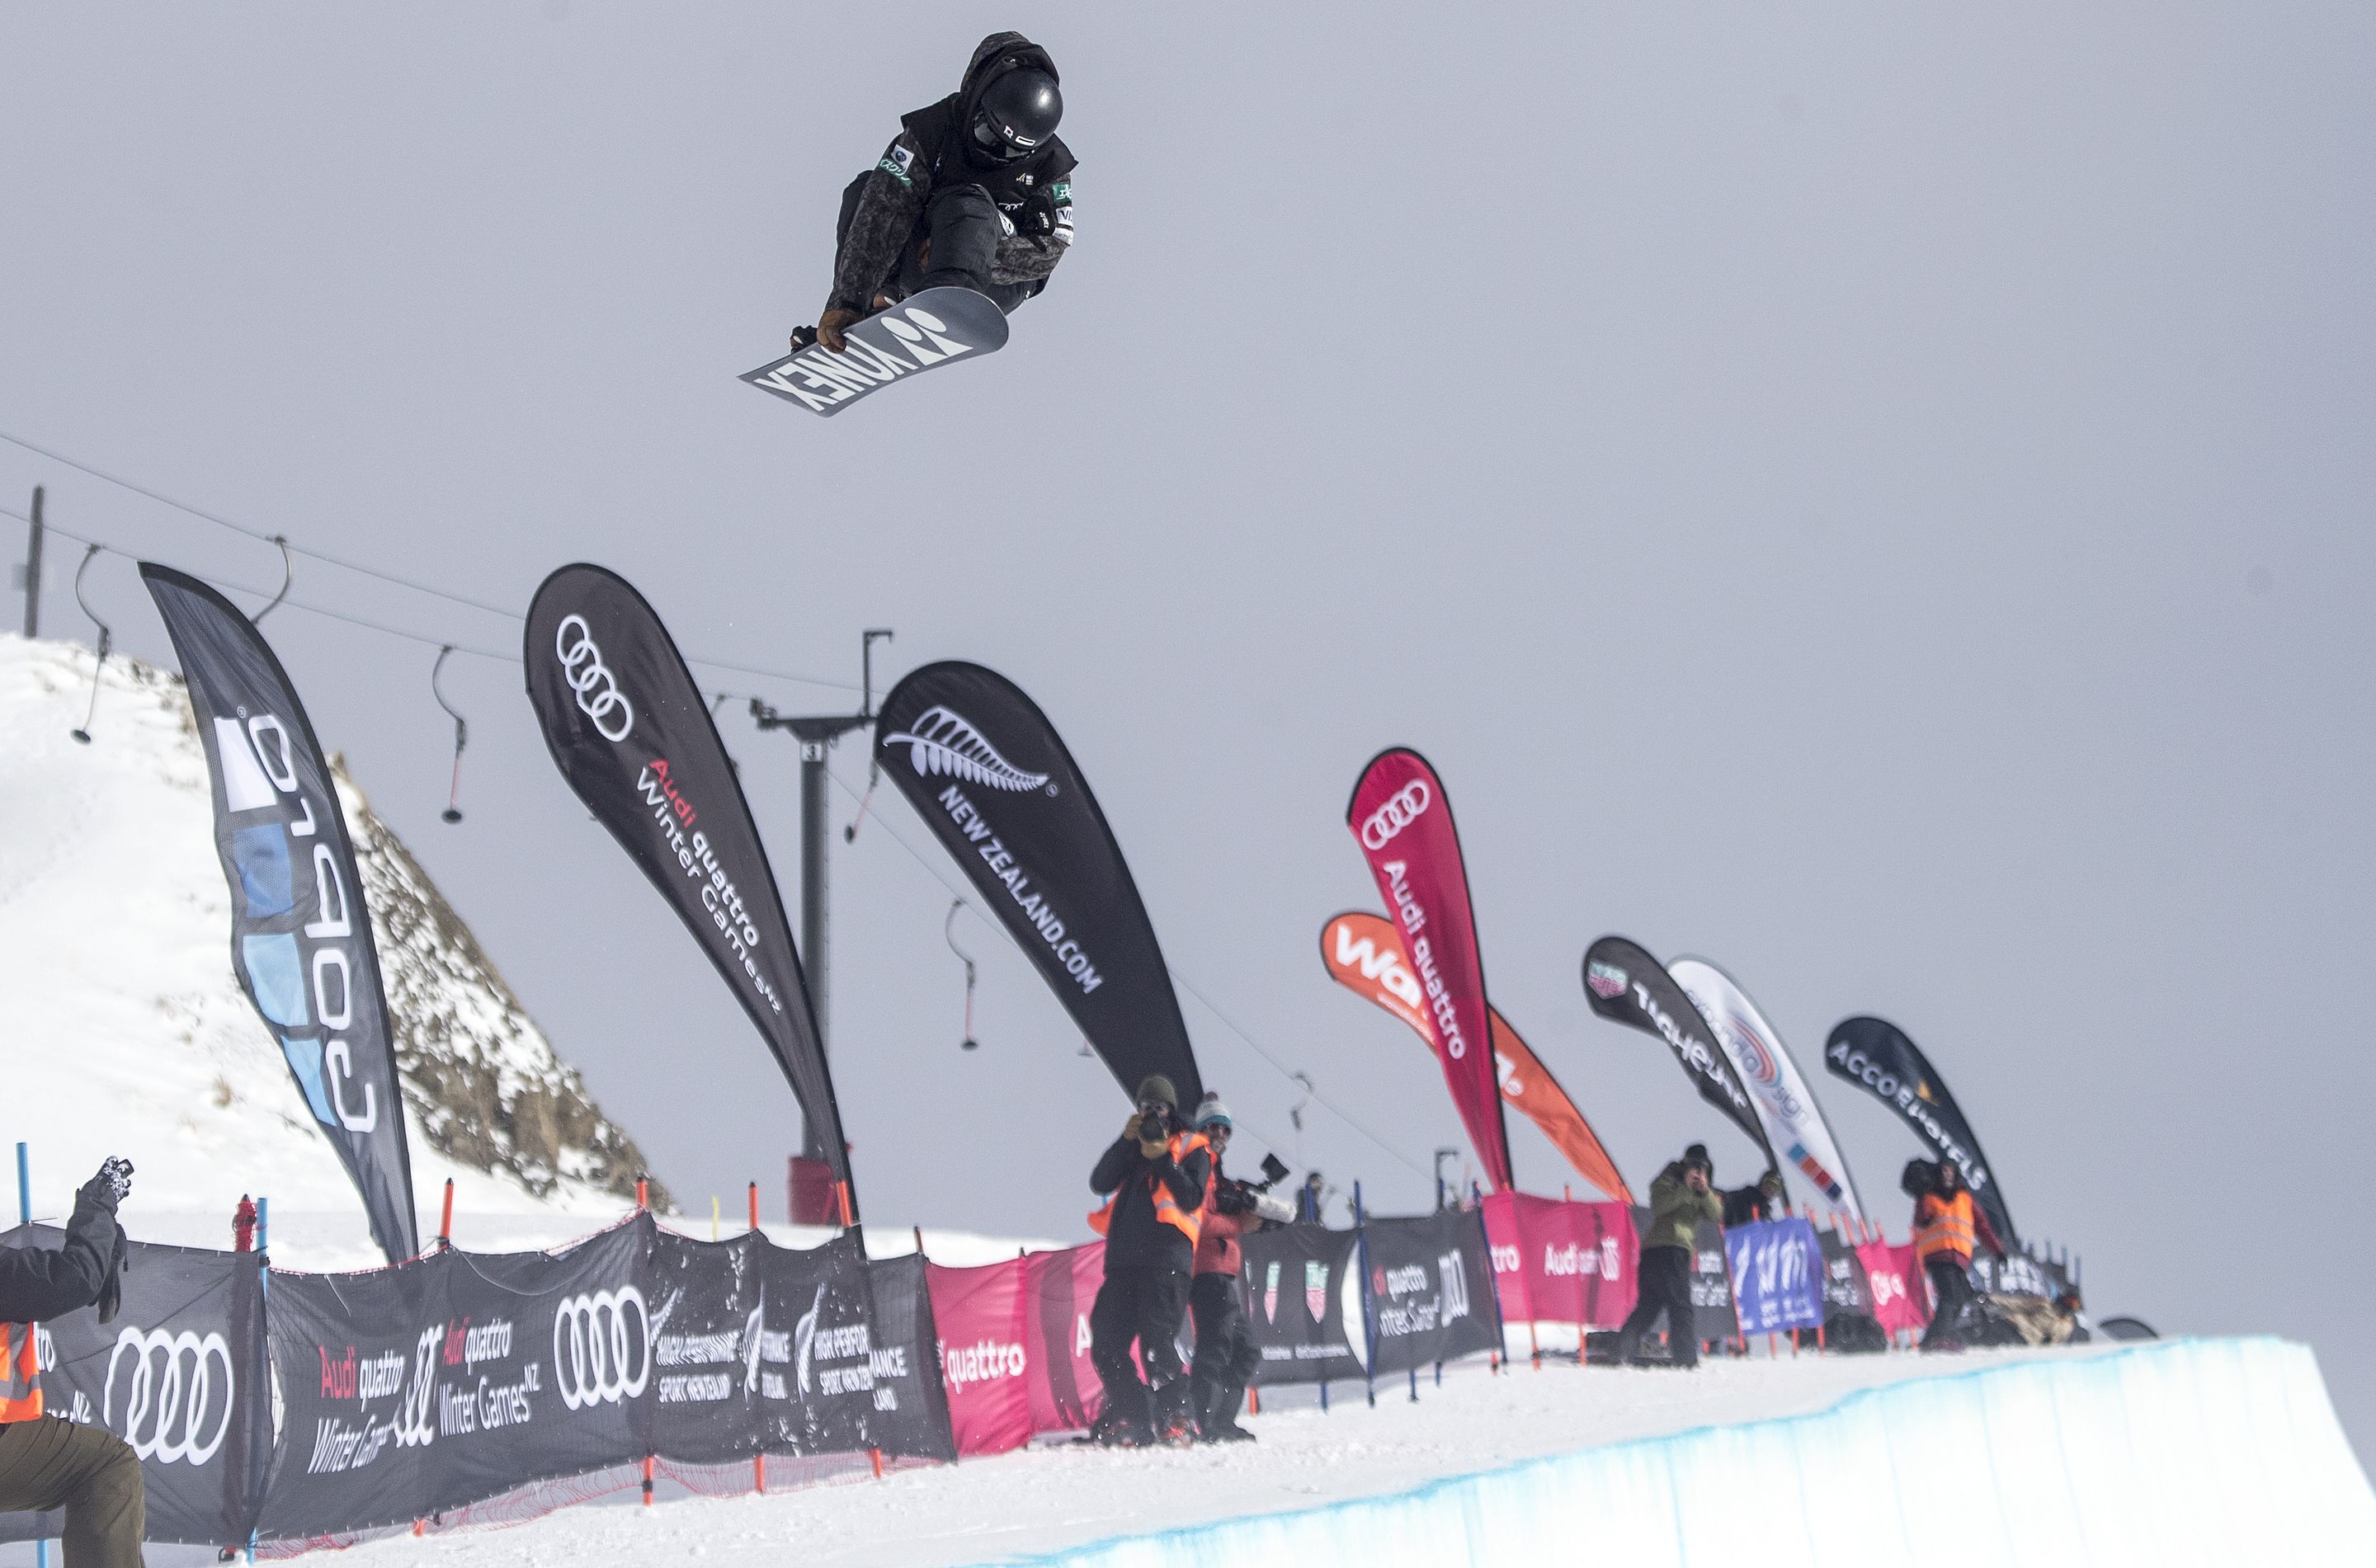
[{"x1": 741, "y1": 286, "x2": 1009, "y2": 417}]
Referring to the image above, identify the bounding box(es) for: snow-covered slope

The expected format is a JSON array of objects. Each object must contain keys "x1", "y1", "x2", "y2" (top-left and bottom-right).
[{"x1": 0, "y1": 633, "x2": 658, "y2": 1255}]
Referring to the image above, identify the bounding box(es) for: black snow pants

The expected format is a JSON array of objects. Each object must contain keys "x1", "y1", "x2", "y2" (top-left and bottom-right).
[
  {"x1": 1611, "y1": 1244, "x2": 1700, "y2": 1368},
  {"x1": 1921, "y1": 1256, "x2": 1978, "y2": 1349},
  {"x1": 837, "y1": 175, "x2": 1039, "y2": 314},
  {"x1": 1188, "y1": 1271, "x2": 1260, "y2": 1431},
  {"x1": 1088, "y1": 1264, "x2": 1190, "y2": 1435}
]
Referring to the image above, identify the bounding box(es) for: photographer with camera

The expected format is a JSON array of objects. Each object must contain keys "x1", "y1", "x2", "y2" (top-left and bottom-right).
[
  {"x1": 1184, "y1": 1095, "x2": 1292, "y2": 1443},
  {"x1": 0, "y1": 1157, "x2": 142, "y2": 1566},
  {"x1": 1086, "y1": 1076, "x2": 1212, "y2": 1446},
  {"x1": 1610, "y1": 1143, "x2": 1723, "y2": 1368}
]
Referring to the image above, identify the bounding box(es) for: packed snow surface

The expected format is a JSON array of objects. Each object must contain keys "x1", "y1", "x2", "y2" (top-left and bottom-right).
[
  {"x1": 327, "y1": 1336, "x2": 2373, "y2": 1568},
  {"x1": 0, "y1": 634, "x2": 651, "y2": 1250}
]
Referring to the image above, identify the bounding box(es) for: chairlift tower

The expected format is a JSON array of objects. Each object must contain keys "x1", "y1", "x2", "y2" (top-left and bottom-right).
[{"x1": 747, "y1": 629, "x2": 893, "y2": 1162}]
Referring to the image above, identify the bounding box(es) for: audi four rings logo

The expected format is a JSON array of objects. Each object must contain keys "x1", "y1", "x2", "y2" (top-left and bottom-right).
[
  {"x1": 1360, "y1": 781, "x2": 1432, "y2": 849},
  {"x1": 552, "y1": 1287, "x2": 651, "y2": 1410},
  {"x1": 555, "y1": 614, "x2": 634, "y2": 742},
  {"x1": 104, "y1": 1328, "x2": 235, "y2": 1466}
]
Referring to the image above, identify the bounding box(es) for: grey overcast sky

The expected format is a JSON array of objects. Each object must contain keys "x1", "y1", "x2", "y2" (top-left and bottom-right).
[{"x1": 5, "y1": 3, "x2": 2372, "y2": 1460}]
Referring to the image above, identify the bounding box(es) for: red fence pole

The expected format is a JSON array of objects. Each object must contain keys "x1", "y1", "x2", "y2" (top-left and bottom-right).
[
  {"x1": 436, "y1": 1179, "x2": 455, "y2": 1250},
  {"x1": 747, "y1": 1182, "x2": 759, "y2": 1232}
]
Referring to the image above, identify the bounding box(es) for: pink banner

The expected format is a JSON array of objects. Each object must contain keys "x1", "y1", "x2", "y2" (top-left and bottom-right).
[
  {"x1": 1481, "y1": 1191, "x2": 1639, "y2": 1330},
  {"x1": 926, "y1": 1242, "x2": 1110, "y2": 1457},
  {"x1": 1855, "y1": 1240, "x2": 1932, "y2": 1337},
  {"x1": 1346, "y1": 749, "x2": 1512, "y2": 1191}
]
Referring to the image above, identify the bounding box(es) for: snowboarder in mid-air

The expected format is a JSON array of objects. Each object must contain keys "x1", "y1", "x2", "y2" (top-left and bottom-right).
[{"x1": 793, "y1": 32, "x2": 1074, "y2": 355}]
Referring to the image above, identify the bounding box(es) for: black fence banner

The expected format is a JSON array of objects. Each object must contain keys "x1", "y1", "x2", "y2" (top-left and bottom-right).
[
  {"x1": 1584, "y1": 935, "x2": 1775, "y2": 1173},
  {"x1": 523, "y1": 565, "x2": 853, "y2": 1201},
  {"x1": 1671, "y1": 1216, "x2": 1734, "y2": 1321},
  {"x1": 1817, "y1": 1227, "x2": 1874, "y2": 1318},
  {"x1": 872, "y1": 662, "x2": 1201, "y2": 1103},
  {"x1": 1359, "y1": 1208, "x2": 1500, "y2": 1376},
  {"x1": 1970, "y1": 1250, "x2": 2067, "y2": 1302},
  {"x1": 1238, "y1": 1224, "x2": 1364, "y2": 1386},
  {"x1": 143, "y1": 564, "x2": 418, "y2": 1263},
  {"x1": 257, "y1": 1219, "x2": 653, "y2": 1538},
  {"x1": 1823, "y1": 1016, "x2": 2018, "y2": 1247},
  {"x1": 861, "y1": 1252, "x2": 958, "y2": 1462},
  {"x1": 0, "y1": 1228, "x2": 270, "y2": 1549}
]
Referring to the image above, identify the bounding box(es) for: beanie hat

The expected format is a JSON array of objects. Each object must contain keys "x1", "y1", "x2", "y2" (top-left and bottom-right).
[
  {"x1": 1682, "y1": 1143, "x2": 1711, "y2": 1171},
  {"x1": 1134, "y1": 1075, "x2": 1178, "y2": 1111},
  {"x1": 1192, "y1": 1092, "x2": 1233, "y2": 1131}
]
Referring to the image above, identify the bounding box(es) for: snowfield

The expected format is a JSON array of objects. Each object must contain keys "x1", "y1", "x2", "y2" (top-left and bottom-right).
[
  {"x1": 0, "y1": 634, "x2": 648, "y2": 1247},
  {"x1": 327, "y1": 1336, "x2": 2372, "y2": 1568}
]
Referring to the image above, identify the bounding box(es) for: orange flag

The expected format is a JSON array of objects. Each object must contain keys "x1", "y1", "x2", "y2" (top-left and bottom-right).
[{"x1": 1319, "y1": 912, "x2": 1632, "y2": 1203}]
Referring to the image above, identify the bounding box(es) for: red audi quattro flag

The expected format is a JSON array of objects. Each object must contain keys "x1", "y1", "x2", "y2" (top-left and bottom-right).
[{"x1": 1345, "y1": 749, "x2": 1513, "y2": 1191}]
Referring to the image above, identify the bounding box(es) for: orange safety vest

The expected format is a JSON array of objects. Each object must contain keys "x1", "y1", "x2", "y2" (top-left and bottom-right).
[
  {"x1": 1914, "y1": 1190, "x2": 1978, "y2": 1264},
  {"x1": 0, "y1": 1322, "x2": 42, "y2": 1424},
  {"x1": 1088, "y1": 1131, "x2": 1210, "y2": 1247}
]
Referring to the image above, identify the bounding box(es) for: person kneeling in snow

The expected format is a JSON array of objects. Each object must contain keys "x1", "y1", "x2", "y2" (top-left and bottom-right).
[
  {"x1": 0, "y1": 1158, "x2": 142, "y2": 1567},
  {"x1": 1086, "y1": 1076, "x2": 1211, "y2": 1445}
]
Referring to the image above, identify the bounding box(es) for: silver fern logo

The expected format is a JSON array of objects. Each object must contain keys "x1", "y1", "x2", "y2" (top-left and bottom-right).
[{"x1": 884, "y1": 705, "x2": 1051, "y2": 793}]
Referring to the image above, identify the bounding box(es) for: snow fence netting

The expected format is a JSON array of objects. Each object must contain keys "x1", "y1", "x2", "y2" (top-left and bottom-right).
[{"x1": 1006, "y1": 1337, "x2": 2376, "y2": 1568}]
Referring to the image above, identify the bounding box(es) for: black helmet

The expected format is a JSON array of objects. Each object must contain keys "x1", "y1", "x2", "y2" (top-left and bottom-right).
[{"x1": 969, "y1": 68, "x2": 1061, "y2": 165}]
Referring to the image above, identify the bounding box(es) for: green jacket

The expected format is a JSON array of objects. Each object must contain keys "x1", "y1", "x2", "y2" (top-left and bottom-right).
[{"x1": 1642, "y1": 1161, "x2": 1723, "y2": 1253}]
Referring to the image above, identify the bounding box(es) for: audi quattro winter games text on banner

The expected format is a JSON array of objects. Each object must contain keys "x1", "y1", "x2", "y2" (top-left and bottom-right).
[{"x1": 523, "y1": 564, "x2": 857, "y2": 1199}]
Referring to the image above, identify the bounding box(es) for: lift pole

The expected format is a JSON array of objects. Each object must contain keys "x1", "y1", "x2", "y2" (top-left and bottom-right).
[{"x1": 748, "y1": 629, "x2": 893, "y2": 1159}]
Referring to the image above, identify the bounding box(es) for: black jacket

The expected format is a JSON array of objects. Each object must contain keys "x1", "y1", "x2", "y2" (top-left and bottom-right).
[
  {"x1": 1090, "y1": 1114, "x2": 1210, "y2": 1274},
  {"x1": 0, "y1": 1184, "x2": 121, "y2": 1324},
  {"x1": 828, "y1": 31, "x2": 1077, "y2": 313}
]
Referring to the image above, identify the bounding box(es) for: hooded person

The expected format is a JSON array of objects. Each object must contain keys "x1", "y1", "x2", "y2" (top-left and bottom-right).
[
  {"x1": 795, "y1": 32, "x2": 1077, "y2": 352},
  {"x1": 1610, "y1": 1142, "x2": 1723, "y2": 1368},
  {"x1": 1183, "y1": 1093, "x2": 1264, "y2": 1443},
  {"x1": 1086, "y1": 1074, "x2": 1212, "y2": 1445}
]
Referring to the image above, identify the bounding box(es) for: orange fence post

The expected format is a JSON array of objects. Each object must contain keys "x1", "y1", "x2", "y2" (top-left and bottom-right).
[
  {"x1": 747, "y1": 1181, "x2": 760, "y2": 1232},
  {"x1": 436, "y1": 1179, "x2": 455, "y2": 1250},
  {"x1": 640, "y1": 1455, "x2": 654, "y2": 1507},
  {"x1": 635, "y1": 1175, "x2": 649, "y2": 1211}
]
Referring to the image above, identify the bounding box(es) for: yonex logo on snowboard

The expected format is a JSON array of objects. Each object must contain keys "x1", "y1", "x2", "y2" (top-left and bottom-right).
[{"x1": 749, "y1": 306, "x2": 981, "y2": 412}]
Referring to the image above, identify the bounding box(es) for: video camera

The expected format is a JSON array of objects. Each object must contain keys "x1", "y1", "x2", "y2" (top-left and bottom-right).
[{"x1": 1216, "y1": 1152, "x2": 1299, "y2": 1225}]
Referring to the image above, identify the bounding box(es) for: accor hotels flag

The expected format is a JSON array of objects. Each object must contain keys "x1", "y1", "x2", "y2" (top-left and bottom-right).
[{"x1": 1345, "y1": 750, "x2": 1511, "y2": 1192}]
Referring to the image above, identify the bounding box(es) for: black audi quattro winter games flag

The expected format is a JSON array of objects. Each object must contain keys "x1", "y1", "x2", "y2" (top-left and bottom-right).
[
  {"x1": 143, "y1": 565, "x2": 418, "y2": 1263},
  {"x1": 741, "y1": 288, "x2": 1010, "y2": 417},
  {"x1": 1825, "y1": 1016, "x2": 2019, "y2": 1248},
  {"x1": 524, "y1": 565, "x2": 857, "y2": 1208},
  {"x1": 872, "y1": 662, "x2": 1202, "y2": 1104},
  {"x1": 1583, "y1": 935, "x2": 1775, "y2": 1175}
]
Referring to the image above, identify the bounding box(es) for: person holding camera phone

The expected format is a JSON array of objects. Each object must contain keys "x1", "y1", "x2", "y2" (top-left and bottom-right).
[
  {"x1": 1184, "y1": 1094, "x2": 1291, "y2": 1443},
  {"x1": 0, "y1": 1157, "x2": 143, "y2": 1566},
  {"x1": 1610, "y1": 1143, "x2": 1724, "y2": 1369},
  {"x1": 1086, "y1": 1076, "x2": 1212, "y2": 1446}
]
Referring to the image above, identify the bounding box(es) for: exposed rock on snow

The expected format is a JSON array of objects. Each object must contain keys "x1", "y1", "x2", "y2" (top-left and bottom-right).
[{"x1": 0, "y1": 633, "x2": 662, "y2": 1239}]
